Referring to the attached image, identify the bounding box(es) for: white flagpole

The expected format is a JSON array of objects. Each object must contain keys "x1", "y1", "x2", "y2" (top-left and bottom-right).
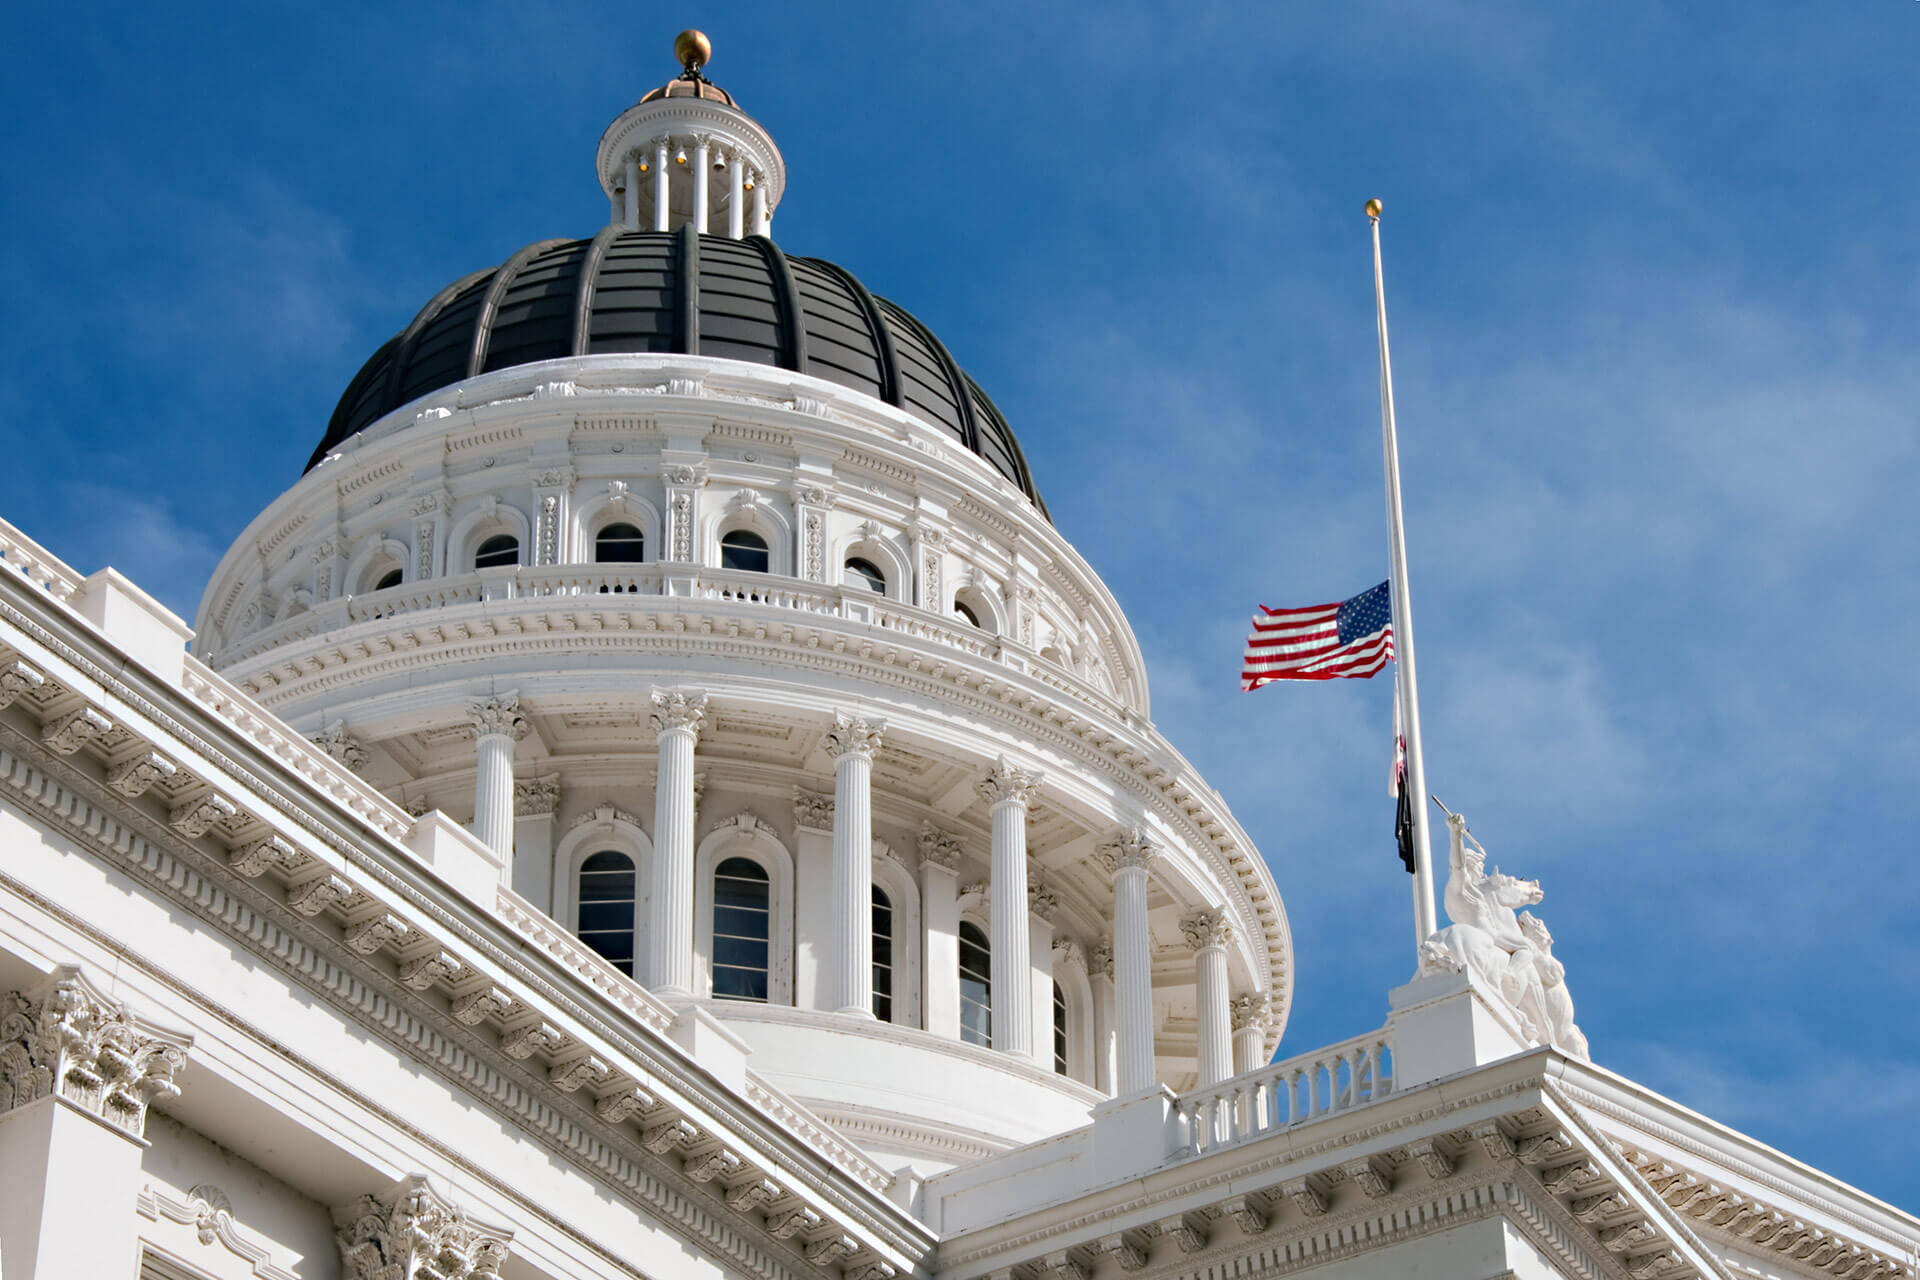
[{"x1": 1367, "y1": 198, "x2": 1438, "y2": 956}]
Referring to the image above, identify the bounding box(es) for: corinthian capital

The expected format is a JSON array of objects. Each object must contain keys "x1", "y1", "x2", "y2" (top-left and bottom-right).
[
  {"x1": 465, "y1": 694, "x2": 529, "y2": 742},
  {"x1": 514, "y1": 776, "x2": 561, "y2": 816},
  {"x1": 1097, "y1": 826, "x2": 1159, "y2": 875},
  {"x1": 792, "y1": 788, "x2": 834, "y2": 830},
  {"x1": 977, "y1": 756, "x2": 1043, "y2": 809},
  {"x1": 1179, "y1": 908, "x2": 1234, "y2": 952},
  {"x1": 648, "y1": 689, "x2": 708, "y2": 738},
  {"x1": 824, "y1": 712, "x2": 886, "y2": 761},
  {"x1": 1230, "y1": 993, "x2": 1271, "y2": 1033},
  {"x1": 917, "y1": 821, "x2": 963, "y2": 871},
  {"x1": 0, "y1": 967, "x2": 190, "y2": 1138},
  {"x1": 333, "y1": 1176, "x2": 512, "y2": 1280},
  {"x1": 310, "y1": 724, "x2": 370, "y2": 773}
]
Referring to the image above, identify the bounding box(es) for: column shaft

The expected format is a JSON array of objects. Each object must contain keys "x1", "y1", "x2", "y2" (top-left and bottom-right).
[
  {"x1": 728, "y1": 157, "x2": 746, "y2": 238},
  {"x1": 471, "y1": 733, "x2": 515, "y2": 857},
  {"x1": 623, "y1": 154, "x2": 640, "y2": 228},
  {"x1": 653, "y1": 141, "x2": 671, "y2": 231},
  {"x1": 989, "y1": 799, "x2": 1031, "y2": 1053},
  {"x1": 751, "y1": 181, "x2": 770, "y2": 236},
  {"x1": 827, "y1": 715, "x2": 883, "y2": 1016},
  {"x1": 1196, "y1": 945, "x2": 1232, "y2": 1085},
  {"x1": 647, "y1": 691, "x2": 705, "y2": 996},
  {"x1": 1112, "y1": 862, "x2": 1155, "y2": 1092},
  {"x1": 692, "y1": 141, "x2": 711, "y2": 231}
]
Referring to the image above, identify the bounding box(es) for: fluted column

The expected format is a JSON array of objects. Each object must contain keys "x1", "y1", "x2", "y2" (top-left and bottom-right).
[
  {"x1": 728, "y1": 155, "x2": 746, "y2": 238},
  {"x1": 653, "y1": 140, "x2": 671, "y2": 232},
  {"x1": 1101, "y1": 827, "x2": 1159, "y2": 1094},
  {"x1": 826, "y1": 713, "x2": 885, "y2": 1017},
  {"x1": 466, "y1": 694, "x2": 529, "y2": 862},
  {"x1": 1183, "y1": 908, "x2": 1235, "y2": 1086},
  {"x1": 623, "y1": 154, "x2": 641, "y2": 228},
  {"x1": 647, "y1": 689, "x2": 707, "y2": 997},
  {"x1": 1232, "y1": 993, "x2": 1271, "y2": 1075},
  {"x1": 692, "y1": 138, "x2": 711, "y2": 232},
  {"x1": 978, "y1": 757, "x2": 1042, "y2": 1055},
  {"x1": 751, "y1": 180, "x2": 770, "y2": 237}
]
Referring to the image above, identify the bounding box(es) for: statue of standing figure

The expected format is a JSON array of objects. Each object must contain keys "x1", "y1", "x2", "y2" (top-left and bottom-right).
[{"x1": 1418, "y1": 811, "x2": 1589, "y2": 1058}]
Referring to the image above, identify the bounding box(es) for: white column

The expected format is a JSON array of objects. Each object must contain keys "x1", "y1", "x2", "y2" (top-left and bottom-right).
[
  {"x1": 467, "y1": 694, "x2": 528, "y2": 863},
  {"x1": 691, "y1": 139, "x2": 711, "y2": 233},
  {"x1": 826, "y1": 713, "x2": 885, "y2": 1017},
  {"x1": 918, "y1": 823, "x2": 963, "y2": 1039},
  {"x1": 1089, "y1": 943, "x2": 1118, "y2": 1094},
  {"x1": 1183, "y1": 909, "x2": 1235, "y2": 1087},
  {"x1": 728, "y1": 155, "x2": 746, "y2": 238},
  {"x1": 1232, "y1": 993, "x2": 1271, "y2": 1075},
  {"x1": 623, "y1": 154, "x2": 640, "y2": 229},
  {"x1": 1029, "y1": 881, "x2": 1059, "y2": 1067},
  {"x1": 978, "y1": 757, "x2": 1041, "y2": 1055},
  {"x1": 1101, "y1": 827, "x2": 1159, "y2": 1094},
  {"x1": 792, "y1": 789, "x2": 836, "y2": 1011},
  {"x1": 751, "y1": 178, "x2": 770, "y2": 237},
  {"x1": 653, "y1": 140, "x2": 671, "y2": 232},
  {"x1": 0, "y1": 970, "x2": 186, "y2": 1280},
  {"x1": 511, "y1": 776, "x2": 559, "y2": 913},
  {"x1": 647, "y1": 689, "x2": 706, "y2": 997}
]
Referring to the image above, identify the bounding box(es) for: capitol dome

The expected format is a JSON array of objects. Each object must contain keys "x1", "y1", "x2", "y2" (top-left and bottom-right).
[{"x1": 313, "y1": 228, "x2": 1045, "y2": 512}]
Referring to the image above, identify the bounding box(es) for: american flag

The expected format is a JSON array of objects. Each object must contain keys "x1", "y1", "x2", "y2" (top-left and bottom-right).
[{"x1": 1241, "y1": 581, "x2": 1395, "y2": 691}]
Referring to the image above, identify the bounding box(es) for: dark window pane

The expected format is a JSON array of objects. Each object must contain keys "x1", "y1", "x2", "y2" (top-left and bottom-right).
[
  {"x1": 475, "y1": 534, "x2": 519, "y2": 569},
  {"x1": 712, "y1": 965, "x2": 769, "y2": 1001},
  {"x1": 721, "y1": 529, "x2": 770, "y2": 573},
  {"x1": 577, "y1": 901, "x2": 635, "y2": 933},
  {"x1": 1053, "y1": 981, "x2": 1069, "y2": 1074},
  {"x1": 596, "y1": 522, "x2": 646, "y2": 563},
  {"x1": 959, "y1": 921, "x2": 991, "y2": 1046},
  {"x1": 955, "y1": 600, "x2": 982, "y2": 628},
  {"x1": 374, "y1": 569, "x2": 402, "y2": 591},
  {"x1": 712, "y1": 855, "x2": 770, "y2": 1003},
  {"x1": 843, "y1": 557, "x2": 886, "y2": 593},
  {"x1": 713, "y1": 934, "x2": 769, "y2": 969},
  {"x1": 713, "y1": 904, "x2": 769, "y2": 939},
  {"x1": 872, "y1": 886, "x2": 893, "y2": 1020}
]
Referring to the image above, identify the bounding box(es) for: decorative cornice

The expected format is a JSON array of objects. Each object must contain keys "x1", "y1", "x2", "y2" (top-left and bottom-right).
[
  {"x1": 649, "y1": 687, "x2": 708, "y2": 736},
  {"x1": 1179, "y1": 908, "x2": 1233, "y2": 953},
  {"x1": 825, "y1": 712, "x2": 886, "y2": 762},
  {"x1": 0, "y1": 965, "x2": 190, "y2": 1138},
  {"x1": 464, "y1": 693, "x2": 530, "y2": 742},
  {"x1": 917, "y1": 822, "x2": 963, "y2": 871},
  {"x1": 333, "y1": 1175, "x2": 512, "y2": 1280},
  {"x1": 977, "y1": 755, "x2": 1042, "y2": 809}
]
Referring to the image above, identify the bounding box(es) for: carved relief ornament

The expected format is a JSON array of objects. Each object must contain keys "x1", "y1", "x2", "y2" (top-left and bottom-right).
[
  {"x1": 465, "y1": 693, "x2": 530, "y2": 742},
  {"x1": 648, "y1": 688, "x2": 708, "y2": 736},
  {"x1": 824, "y1": 712, "x2": 885, "y2": 761},
  {"x1": 917, "y1": 822, "x2": 963, "y2": 871},
  {"x1": 333, "y1": 1175, "x2": 511, "y2": 1280},
  {"x1": 792, "y1": 788, "x2": 835, "y2": 831},
  {"x1": 976, "y1": 756, "x2": 1042, "y2": 808},
  {"x1": 1097, "y1": 827, "x2": 1159, "y2": 875},
  {"x1": 514, "y1": 776, "x2": 561, "y2": 816},
  {"x1": 0, "y1": 966, "x2": 189, "y2": 1138},
  {"x1": 1179, "y1": 908, "x2": 1234, "y2": 952},
  {"x1": 311, "y1": 724, "x2": 370, "y2": 773}
]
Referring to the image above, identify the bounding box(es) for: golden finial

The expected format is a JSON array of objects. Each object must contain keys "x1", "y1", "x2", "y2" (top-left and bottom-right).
[
  {"x1": 1364, "y1": 198, "x2": 1383, "y2": 220},
  {"x1": 674, "y1": 29, "x2": 712, "y2": 74}
]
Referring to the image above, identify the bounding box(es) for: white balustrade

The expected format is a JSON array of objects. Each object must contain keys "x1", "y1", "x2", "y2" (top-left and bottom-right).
[
  {"x1": 0, "y1": 516, "x2": 84, "y2": 600},
  {"x1": 1174, "y1": 1027, "x2": 1394, "y2": 1159}
]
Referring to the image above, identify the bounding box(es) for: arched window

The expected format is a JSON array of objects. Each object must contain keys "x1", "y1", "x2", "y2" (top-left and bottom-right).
[
  {"x1": 873, "y1": 886, "x2": 894, "y2": 1022},
  {"x1": 373, "y1": 569, "x2": 403, "y2": 592},
  {"x1": 1052, "y1": 980, "x2": 1069, "y2": 1075},
  {"x1": 720, "y1": 529, "x2": 770, "y2": 573},
  {"x1": 954, "y1": 600, "x2": 982, "y2": 628},
  {"x1": 843, "y1": 557, "x2": 886, "y2": 594},
  {"x1": 712, "y1": 856, "x2": 771, "y2": 1001},
  {"x1": 959, "y1": 921, "x2": 992, "y2": 1047},
  {"x1": 577, "y1": 850, "x2": 637, "y2": 977},
  {"x1": 474, "y1": 534, "x2": 520, "y2": 569},
  {"x1": 596, "y1": 522, "x2": 646, "y2": 563}
]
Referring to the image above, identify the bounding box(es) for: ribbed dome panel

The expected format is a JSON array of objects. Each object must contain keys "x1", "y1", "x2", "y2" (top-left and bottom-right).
[{"x1": 311, "y1": 231, "x2": 1044, "y2": 515}]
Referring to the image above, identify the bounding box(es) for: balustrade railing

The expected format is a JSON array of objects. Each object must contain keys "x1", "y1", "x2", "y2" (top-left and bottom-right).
[
  {"x1": 0, "y1": 516, "x2": 83, "y2": 602},
  {"x1": 1175, "y1": 1027, "x2": 1393, "y2": 1159}
]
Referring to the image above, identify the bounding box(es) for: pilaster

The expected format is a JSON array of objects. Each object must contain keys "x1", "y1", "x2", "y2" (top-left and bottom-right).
[
  {"x1": 648, "y1": 688, "x2": 707, "y2": 996},
  {"x1": 792, "y1": 788, "x2": 836, "y2": 1010},
  {"x1": 918, "y1": 822, "x2": 963, "y2": 1040},
  {"x1": 512, "y1": 775, "x2": 561, "y2": 913}
]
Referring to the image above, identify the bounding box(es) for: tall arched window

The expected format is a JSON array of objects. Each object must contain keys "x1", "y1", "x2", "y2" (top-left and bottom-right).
[
  {"x1": 720, "y1": 529, "x2": 770, "y2": 573},
  {"x1": 959, "y1": 921, "x2": 992, "y2": 1047},
  {"x1": 1052, "y1": 980, "x2": 1069, "y2": 1075},
  {"x1": 596, "y1": 522, "x2": 646, "y2": 563},
  {"x1": 872, "y1": 886, "x2": 894, "y2": 1022},
  {"x1": 474, "y1": 533, "x2": 520, "y2": 569},
  {"x1": 577, "y1": 851, "x2": 637, "y2": 976},
  {"x1": 843, "y1": 557, "x2": 886, "y2": 594},
  {"x1": 712, "y1": 857, "x2": 771, "y2": 1001}
]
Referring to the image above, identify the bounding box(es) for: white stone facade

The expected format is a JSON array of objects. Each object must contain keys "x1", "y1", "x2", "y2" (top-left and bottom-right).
[{"x1": 0, "y1": 35, "x2": 1913, "y2": 1280}]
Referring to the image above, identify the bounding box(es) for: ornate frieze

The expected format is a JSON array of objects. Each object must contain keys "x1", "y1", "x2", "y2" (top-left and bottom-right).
[
  {"x1": 917, "y1": 821, "x2": 962, "y2": 870},
  {"x1": 976, "y1": 756, "x2": 1042, "y2": 809},
  {"x1": 514, "y1": 776, "x2": 561, "y2": 816},
  {"x1": 310, "y1": 724, "x2": 370, "y2": 773},
  {"x1": 792, "y1": 787, "x2": 835, "y2": 830},
  {"x1": 1179, "y1": 908, "x2": 1233, "y2": 952},
  {"x1": 649, "y1": 688, "x2": 708, "y2": 736},
  {"x1": 333, "y1": 1176, "x2": 511, "y2": 1280},
  {"x1": 465, "y1": 693, "x2": 530, "y2": 742},
  {"x1": 1097, "y1": 827, "x2": 1158, "y2": 875},
  {"x1": 0, "y1": 967, "x2": 188, "y2": 1138},
  {"x1": 824, "y1": 712, "x2": 885, "y2": 761}
]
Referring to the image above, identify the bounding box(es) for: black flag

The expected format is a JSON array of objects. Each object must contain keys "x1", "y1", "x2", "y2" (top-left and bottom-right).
[{"x1": 1394, "y1": 770, "x2": 1416, "y2": 874}]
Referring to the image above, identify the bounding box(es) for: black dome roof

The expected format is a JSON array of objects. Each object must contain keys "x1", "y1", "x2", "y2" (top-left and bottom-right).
[{"x1": 314, "y1": 226, "x2": 1045, "y2": 514}]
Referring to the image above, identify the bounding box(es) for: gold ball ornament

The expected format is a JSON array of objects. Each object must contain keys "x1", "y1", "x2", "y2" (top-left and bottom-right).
[
  {"x1": 1364, "y1": 198, "x2": 1383, "y2": 219},
  {"x1": 674, "y1": 29, "x2": 712, "y2": 72}
]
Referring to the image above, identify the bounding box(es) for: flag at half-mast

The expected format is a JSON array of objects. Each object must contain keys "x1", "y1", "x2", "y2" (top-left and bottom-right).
[{"x1": 1240, "y1": 581, "x2": 1395, "y2": 691}]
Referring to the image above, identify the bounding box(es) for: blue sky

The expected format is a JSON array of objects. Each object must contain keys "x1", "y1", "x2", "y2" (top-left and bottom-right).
[{"x1": 4, "y1": 2, "x2": 1915, "y2": 1207}]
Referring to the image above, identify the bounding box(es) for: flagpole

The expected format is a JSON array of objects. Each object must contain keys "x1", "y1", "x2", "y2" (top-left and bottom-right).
[{"x1": 1367, "y1": 198, "x2": 1439, "y2": 956}]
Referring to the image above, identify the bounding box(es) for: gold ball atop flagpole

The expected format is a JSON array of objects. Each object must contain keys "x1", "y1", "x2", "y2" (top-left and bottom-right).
[
  {"x1": 674, "y1": 29, "x2": 712, "y2": 73},
  {"x1": 1365, "y1": 198, "x2": 1383, "y2": 220}
]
